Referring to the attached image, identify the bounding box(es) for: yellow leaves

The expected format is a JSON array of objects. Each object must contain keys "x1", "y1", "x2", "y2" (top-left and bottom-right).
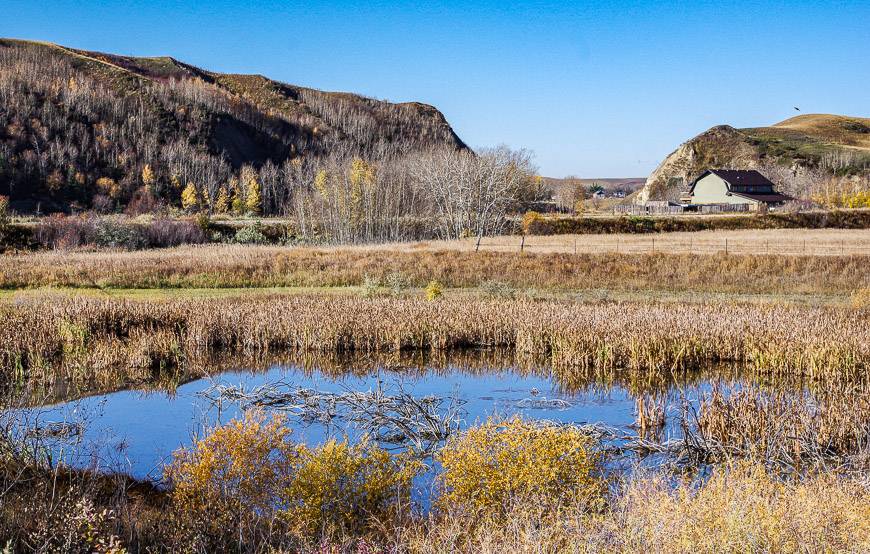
[
  {"x1": 281, "y1": 436, "x2": 420, "y2": 534},
  {"x1": 180, "y1": 182, "x2": 198, "y2": 211},
  {"x1": 520, "y1": 210, "x2": 543, "y2": 234},
  {"x1": 350, "y1": 157, "x2": 375, "y2": 191},
  {"x1": 810, "y1": 178, "x2": 870, "y2": 208},
  {"x1": 436, "y1": 416, "x2": 604, "y2": 515},
  {"x1": 314, "y1": 169, "x2": 329, "y2": 199},
  {"x1": 425, "y1": 280, "x2": 443, "y2": 301},
  {"x1": 95, "y1": 176, "x2": 122, "y2": 200},
  {"x1": 243, "y1": 170, "x2": 262, "y2": 215},
  {"x1": 844, "y1": 190, "x2": 870, "y2": 208},
  {"x1": 165, "y1": 412, "x2": 420, "y2": 537},
  {"x1": 140, "y1": 164, "x2": 155, "y2": 189},
  {"x1": 214, "y1": 186, "x2": 230, "y2": 214},
  {"x1": 0, "y1": 195, "x2": 9, "y2": 227}
]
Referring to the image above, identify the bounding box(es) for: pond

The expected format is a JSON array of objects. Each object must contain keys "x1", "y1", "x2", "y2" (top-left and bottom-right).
[{"x1": 11, "y1": 352, "x2": 746, "y2": 482}]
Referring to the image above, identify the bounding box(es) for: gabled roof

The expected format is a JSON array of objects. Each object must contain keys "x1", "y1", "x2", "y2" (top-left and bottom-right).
[
  {"x1": 709, "y1": 169, "x2": 776, "y2": 187},
  {"x1": 690, "y1": 169, "x2": 776, "y2": 190}
]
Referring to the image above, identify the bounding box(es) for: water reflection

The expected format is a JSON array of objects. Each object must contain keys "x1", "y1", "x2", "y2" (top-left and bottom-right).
[{"x1": 9, "y1": 350, "x2": 870, "y2": 481}]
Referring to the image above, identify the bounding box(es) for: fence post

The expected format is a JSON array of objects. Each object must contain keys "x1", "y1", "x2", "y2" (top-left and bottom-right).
[
  {"x1": 652, "y1": 237, "x2": 655, "y2": 253},
  {"x1": 725, "y1": 238, "x2": 728, "y2": 255},
  {"x1": 574, "y1": 238, "x2": 577, "y2": 255},
  {"x1": 520, "y1": 235, "x2": 525, "y2": 253}
]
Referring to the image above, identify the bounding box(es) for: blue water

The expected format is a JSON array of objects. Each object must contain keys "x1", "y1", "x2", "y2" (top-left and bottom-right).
[{"x1": 19, "y1": 362, "x2": 679, "y2": 481}]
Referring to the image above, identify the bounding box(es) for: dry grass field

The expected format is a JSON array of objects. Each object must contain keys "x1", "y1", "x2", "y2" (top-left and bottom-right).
[
  {"x1": 2, "y1": 237, "x2": 869, "y2": 296},
  {"x1": 372, "y1": 228, "x2": 870, "y2": 256}
]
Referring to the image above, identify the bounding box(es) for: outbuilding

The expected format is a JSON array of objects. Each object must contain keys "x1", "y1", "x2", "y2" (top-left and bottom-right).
[{"x1": 685, "y1": 169, "x2": 790, "y2": 211}]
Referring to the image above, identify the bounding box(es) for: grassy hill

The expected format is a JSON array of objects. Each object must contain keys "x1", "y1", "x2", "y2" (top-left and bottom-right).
[
  {"x1": 639, "y1": 114, "x2": 870, "y2": 203},
  {"x1": 0, "y1": 39, "x2": 466, "y2": 212}
]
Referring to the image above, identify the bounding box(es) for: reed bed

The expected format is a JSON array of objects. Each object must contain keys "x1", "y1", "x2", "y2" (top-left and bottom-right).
[
  {"x1": 2, "y1": 295, "x2": 867, "y2": 387},
  {"x1": 2, "y1": 245, "x2": 869, "y2": 295},
  {"x1": 696, "y1": 385, "x2": 870, "y2": 470}
]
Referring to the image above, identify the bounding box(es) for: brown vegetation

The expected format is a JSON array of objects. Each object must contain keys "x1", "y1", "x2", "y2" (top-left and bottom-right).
[
  {"x1": 2, "y1": 295, "x2": 867, "y2": 388},
  {"x1": 406, "y1": 464, "x2": 870, "y2": 553},
  {"x1": 404, "y1": 227, "x2": 870, "y2": 256},
  {"x1": 696, "y1": 385, "x2": 870, "y2": 468},
  {"x1": 2, "y1": 246, "x2": 868, "y2": 295},
  {"x1": 5, "y1": 416, "x2": 870, "y2": 552}
]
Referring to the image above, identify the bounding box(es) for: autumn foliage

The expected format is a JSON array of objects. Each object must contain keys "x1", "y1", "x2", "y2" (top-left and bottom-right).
[
  {"x1": 436, "y1": 417, "x2": 604, "y2": 514},
  {"x1": 165, "y1": 412, "x2": 420, "y2": 546}
]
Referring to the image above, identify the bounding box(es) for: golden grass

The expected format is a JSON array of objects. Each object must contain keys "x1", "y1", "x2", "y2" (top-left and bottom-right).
[
  {"x1": 2, "y1": 295, "x2": 867, "y2": 387},
  {"x1": 404, "y1": 464, "x2": 870, "y2": 553},
  {"x1": 383, "y1": 228, "x2": 870, "y2": 256},
  {"x1": 2, "y1": 245, "x2": 868, "y2": 296},
  {"x1": 694, "y1": 383, "x2": 870, "y2": 467}
]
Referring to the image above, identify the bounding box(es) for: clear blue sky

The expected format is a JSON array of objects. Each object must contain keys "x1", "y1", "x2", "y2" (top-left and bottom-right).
[{"x1": 3, "y1": 1, "x2": 868, "y2": 177}]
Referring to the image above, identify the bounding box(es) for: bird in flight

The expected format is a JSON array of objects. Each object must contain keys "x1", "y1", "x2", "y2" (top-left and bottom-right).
[{"x1": 794, "y1": 106, "x2": 801, "y2": 111}]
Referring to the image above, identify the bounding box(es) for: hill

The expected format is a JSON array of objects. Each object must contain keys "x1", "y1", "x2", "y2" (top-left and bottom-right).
[
  {"x1": 638, "y1": 114, "x2": 870, "y2": 203},
  {"x1": 0, "y1": 39, "x2": 467, "y2": 213}
]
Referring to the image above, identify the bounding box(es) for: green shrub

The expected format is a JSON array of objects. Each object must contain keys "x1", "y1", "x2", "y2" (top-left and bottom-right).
[
  {"x1": 480, "y1": 280, "x2": 515, "y2": 298},
  {"x1": 94, "y1": 219, "x2": 147, "y2": 250},
  {"x1": 195, "y1": 212, "x2": 212, "y2": 233},
  {"x1": 361, "y1": 274, "x2": 381, "y2": 297},
  {"x1": 233, "y1": 224, "x2": 269, "y2": 245},
  {"x1": 385, "y1": 271, "x2": 410, "y2": 295}
]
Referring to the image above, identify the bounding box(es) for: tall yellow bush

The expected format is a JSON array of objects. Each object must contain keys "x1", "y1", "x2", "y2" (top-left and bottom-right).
[
  {"x1": 281, "y1": 437, "x2": 421, "y2": 535},
  {"x1": 165, "y1": 412, "x2": 298, "y2": 541},
  {"x1": 165, "y1": 413, "x2": 420, "y2": 542},
  {"x1": 436, "y1": 416, "x2": 604, "y2": 514}
]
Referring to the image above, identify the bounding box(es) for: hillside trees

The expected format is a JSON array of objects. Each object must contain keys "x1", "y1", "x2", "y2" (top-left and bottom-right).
[
  {"x1": 0, "y1": 40, "x2": 541, "y2": 243},
  {"x1": 0, "y1": 40, "x2": 466, "y2": 215}
]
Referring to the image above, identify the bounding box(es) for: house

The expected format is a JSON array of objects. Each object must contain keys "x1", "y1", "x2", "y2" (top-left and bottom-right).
[{"x1": 684, "y1": 169, "x2": 791, "y2": 211}]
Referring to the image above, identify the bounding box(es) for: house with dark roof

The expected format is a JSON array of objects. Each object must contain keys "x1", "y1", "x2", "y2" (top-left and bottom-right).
[{"x1": 684, "y1": 170, "x2": 791, "y2": 211}]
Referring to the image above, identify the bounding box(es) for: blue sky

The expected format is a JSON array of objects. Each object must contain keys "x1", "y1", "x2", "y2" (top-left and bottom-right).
[{"x1": 3, "y1": 1, "x2": 868, "y2": 177}]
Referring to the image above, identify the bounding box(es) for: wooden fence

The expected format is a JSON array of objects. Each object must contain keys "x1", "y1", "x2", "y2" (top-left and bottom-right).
[{"x1": 471, "y1": 236, "x2": 870, "y2": 256}]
